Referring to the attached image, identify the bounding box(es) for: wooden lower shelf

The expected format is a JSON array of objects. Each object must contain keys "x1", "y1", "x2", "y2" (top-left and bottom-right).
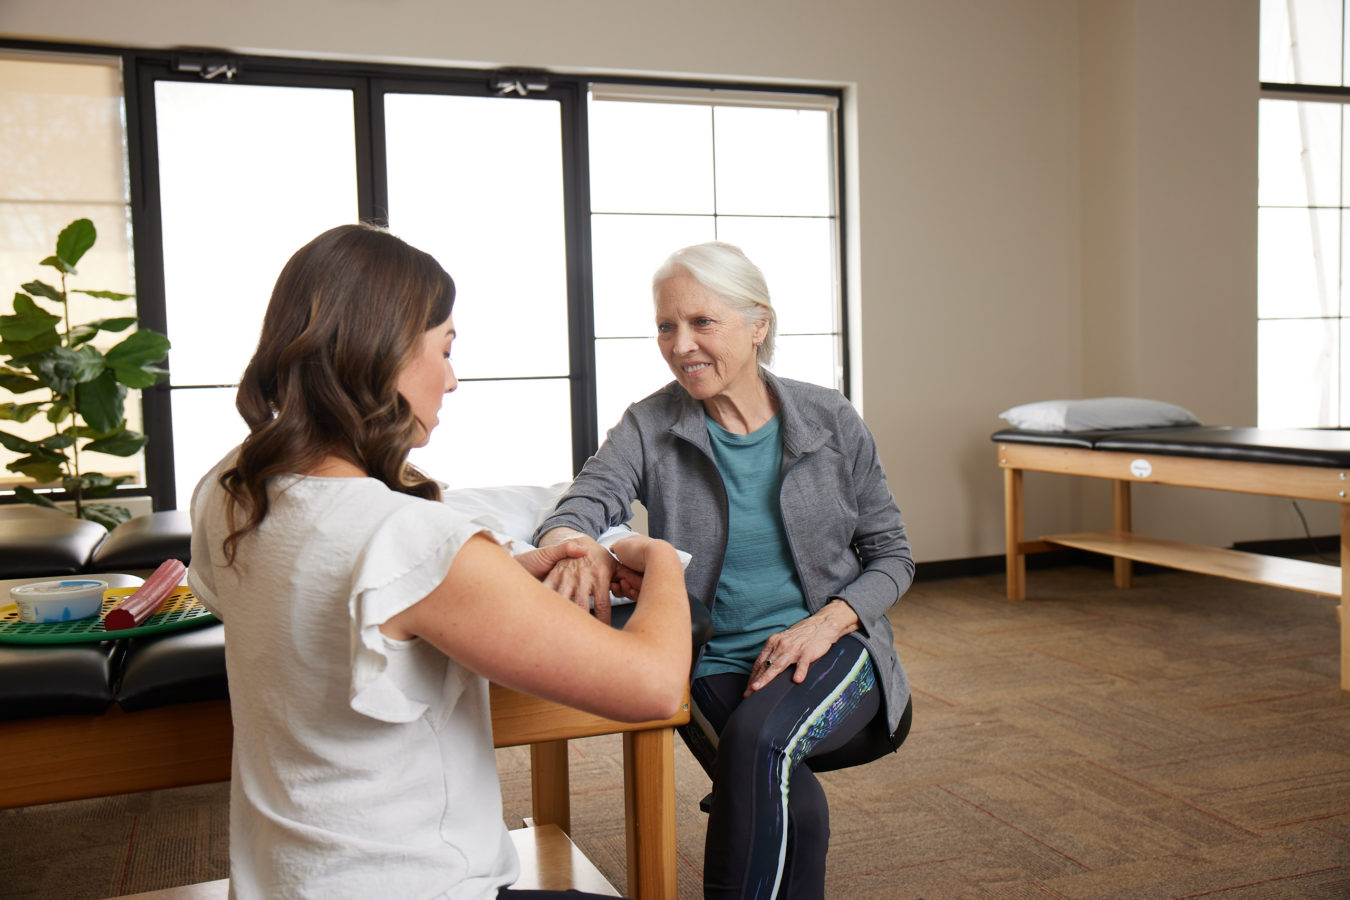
[
  {"x1": 1043, "y1": 531, "x2": 1341, "y2": 598},
  {"x1": 117, "y1": 825, "x2": 618, "y2": 898}
]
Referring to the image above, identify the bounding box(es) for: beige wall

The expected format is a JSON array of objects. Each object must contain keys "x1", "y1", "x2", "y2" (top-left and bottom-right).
[{"x1": 6, "y1": 0, "x2": 1319, "y2": 562}]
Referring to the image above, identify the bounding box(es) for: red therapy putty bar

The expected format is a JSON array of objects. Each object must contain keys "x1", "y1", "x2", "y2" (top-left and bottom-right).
[{"x1": 104, "y1": 559, "x2": 187, "y2": 630}]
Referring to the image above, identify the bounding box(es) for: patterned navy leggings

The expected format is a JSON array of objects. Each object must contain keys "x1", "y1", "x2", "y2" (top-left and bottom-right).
[{"x1": 679, "y1": 637, "x2": 881, "y2": 900}]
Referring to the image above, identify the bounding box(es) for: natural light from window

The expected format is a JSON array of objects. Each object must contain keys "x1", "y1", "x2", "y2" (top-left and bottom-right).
[
  {"x1": 587, "y1": 88, "x2": 841, "y2": 441},
  {"x1": 1258, "y1": 0, "x2": 1350, "y2": 427}
]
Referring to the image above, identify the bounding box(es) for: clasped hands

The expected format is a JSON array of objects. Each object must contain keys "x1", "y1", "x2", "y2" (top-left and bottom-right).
[
  {"x1": 518, "y1": 529, "x2": 646, "y2": 625},
  {"x1": 522, "y1": 529, "x2": 861, "y2": 696}
]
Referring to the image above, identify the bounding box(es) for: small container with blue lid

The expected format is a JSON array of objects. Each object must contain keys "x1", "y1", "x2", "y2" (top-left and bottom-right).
[{"x1": 10, "y1": 579, "x2": 109, "y2": 623}]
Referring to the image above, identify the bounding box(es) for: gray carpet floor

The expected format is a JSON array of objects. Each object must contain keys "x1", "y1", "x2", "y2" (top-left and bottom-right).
[{"x1": 3, "y1": 563, "x2": 1349, "y2": 898}]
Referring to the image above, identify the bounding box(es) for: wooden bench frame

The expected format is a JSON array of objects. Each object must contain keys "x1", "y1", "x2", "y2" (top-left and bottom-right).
[
  {"x1": 997, "y1": 439, "x2": 1350, "y2": 690},
  {"x1": 0, "y1": 686, "x2": 688, "y2": 899}
]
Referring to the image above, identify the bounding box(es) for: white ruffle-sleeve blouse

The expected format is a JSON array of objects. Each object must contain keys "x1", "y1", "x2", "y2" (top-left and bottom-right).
[{"x1": 188, "y1": 455, "x2": 517, "y2": 900}]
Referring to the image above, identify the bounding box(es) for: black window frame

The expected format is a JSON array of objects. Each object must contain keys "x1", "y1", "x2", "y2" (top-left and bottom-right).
[{"x1": 1, "y1": 38, "x2": 848, "y2": 510}]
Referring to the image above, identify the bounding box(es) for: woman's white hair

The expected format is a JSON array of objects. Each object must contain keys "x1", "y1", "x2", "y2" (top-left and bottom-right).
[{"x1": 652, "y1": 241, "x2": 776, "y2": 365}]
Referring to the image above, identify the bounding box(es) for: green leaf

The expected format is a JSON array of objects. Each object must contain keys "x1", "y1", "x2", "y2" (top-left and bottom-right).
[
  {"x1": 90, "y1": 316, "x2": 137, "y2": 332},
  {"x1": 32, "y1": 345, "x2": 104, "y2": 394},
  {"x1": 73, "y1": 289, "x2": 134, "y2": 302},
  {"x1": 8, "y1": 454, "x2": 68, "y2": 484},
  {"x1": 37, "y1": 433, "x2": 75, "y2": 451},
  {"x1": 47, "y1": 402, "x2": 72, "y2": 424},
  {"x1": 63, "y1": 473, "x2": 132, "y2": 498},
  {"x1": 67, "y1": 324, "x2": 97, "y2": 347},
  {"x1": 61, "y1": 423, "x2": 102, "y2": 439},
  {"x1": 0, "y1": 333, "x2": 63, "y2": 360},
  {"x1": 68, "y1": 317, "x2": 138, "y2": 349},
  {"x1": 106, "y1": 329, "x2": 171, "y2": 388},
  {"x1": 74, "y1": 370, "x2": 125, "y2": 434},
  {"x1": 0, "y1": 401, "x2": 47, "y2": 423},
  {"x1": 81, "y1": 503, "x2": 132, "y2": 531},
  {"x1": 12, "y1": 484, "x2": 62, "y2": 511},
  {"x1": 0, "y1": 370, "x2": 47, "y2": 393},
  {"x1": 20, "y1": 281, "x2": 64, "y2": 304},
  {"x1": 0, "y1": 430, "x2": 44, "y2": 454},
  {"x1": 55, "y1": 219, "x2": 96, "y2": 271},
  {"x1": 83, "y1": 427, "x2": 147, "y2": 457},
  {"x1": 0, "y1": 294, "x2": 63, "y2": 342}
]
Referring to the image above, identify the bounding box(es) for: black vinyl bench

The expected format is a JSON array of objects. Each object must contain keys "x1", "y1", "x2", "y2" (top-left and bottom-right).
[{"x1": 0, "y1": 510, "x2": 230, "y2": 809}]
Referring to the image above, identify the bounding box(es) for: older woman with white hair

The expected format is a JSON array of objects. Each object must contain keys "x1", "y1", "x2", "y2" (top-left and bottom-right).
[{"x1": 535, "y1": 241, "x2": 913, "y2": 900}]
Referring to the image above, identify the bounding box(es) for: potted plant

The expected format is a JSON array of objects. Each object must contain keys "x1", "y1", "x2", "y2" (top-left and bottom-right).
[{"x1": 0, "y1": 218, "x2": 170, "y2": 530}]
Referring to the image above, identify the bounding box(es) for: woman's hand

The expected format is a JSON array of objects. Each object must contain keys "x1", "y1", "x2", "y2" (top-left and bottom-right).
[
  {"x1": 513, "y1": 540, "x2": 589, "y2": 579},
  {"x1": 745, "y1": 599, "x2": 860, "y2": 696},
  {"x1": 538, "y1": 527, "x2": 619, "y2": 624},
  {"x1": 610, "y1": 564, "x2": 644, "y2": 602}
]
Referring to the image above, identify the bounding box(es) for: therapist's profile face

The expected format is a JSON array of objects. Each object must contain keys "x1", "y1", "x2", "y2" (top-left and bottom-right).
[{"x1": 397, "y1": 315, "x2": 458, "y2": 446}]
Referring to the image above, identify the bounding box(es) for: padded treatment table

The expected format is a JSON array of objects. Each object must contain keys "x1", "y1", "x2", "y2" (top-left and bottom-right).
[{"x1": 993, "y1": 426, "x2": 1350, "y2": 690}]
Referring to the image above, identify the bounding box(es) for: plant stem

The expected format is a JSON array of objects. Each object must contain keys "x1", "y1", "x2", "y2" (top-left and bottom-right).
[{"x1": 58, "y1": 270, "x2": 81, "y2": 517}]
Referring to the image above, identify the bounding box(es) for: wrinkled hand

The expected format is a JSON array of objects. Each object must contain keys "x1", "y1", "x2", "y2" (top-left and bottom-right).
[
  {"x1": 745, "y1": 599, "x2": 860, "y2": 696},
  {"x1": 513, "y1": 541, "x2": 589, "y2": 579},
  {"x1": 541, "y1": 536, "x2": 619, "y2": 625}
]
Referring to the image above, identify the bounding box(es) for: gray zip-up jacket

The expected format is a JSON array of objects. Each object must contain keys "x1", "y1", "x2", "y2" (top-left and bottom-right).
[{"x1": 536, "y1": 369, "x2": 913, "y2": 733}]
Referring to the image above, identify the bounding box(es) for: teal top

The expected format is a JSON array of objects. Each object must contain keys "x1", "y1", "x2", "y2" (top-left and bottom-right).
[{"x1": 696, "y1": 414, "x2": 808, "y2": 677}]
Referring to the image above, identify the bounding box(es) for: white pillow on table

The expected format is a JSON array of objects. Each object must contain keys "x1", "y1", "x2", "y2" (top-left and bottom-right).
[{"x1": 998, "y1": 397, "x2": 1200, "y2": 433}]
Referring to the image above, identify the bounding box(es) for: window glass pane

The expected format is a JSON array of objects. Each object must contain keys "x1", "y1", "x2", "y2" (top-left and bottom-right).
[
  {"x1": 1258, "y1": 99, "x2": 1341, "y2": 207},
  {"x1": 1342, "y1": 320, "x2": 1350, "y2": 425},
  {"x1": 386, "y1": 93, "x2": 568, "y2": 380},
  {"x1": 171, "y1": 387, "x2": 247, "y2": 509},
  {"x1": 594, "y1": 338, "x2": 675, "y2": 441},
  {"x1": 1258, "y1": 318, "x2": 1337, "y2": 427},
  {"x1": 589, "y1": 101, "x2": 714, "y2": 214},
  {"x1": 713, "y1": 107, "x2": 833, "y2": 216},
  {"x1": 0, "y1": 56, "x2": 126, "y2": 203},
  {"x1": 155, "y1": 81, "x2": 358, "y2": 387},
  {"x1": 0, "y1": 55, "x2": 142, "y2": 488},
  {"x1": 1260, "y1": 0, "x2": 1344, "y2": 85},
  {"x1": 591, "y1": 213, "x2": 716, "y2": 338},
  {"x1": 1257, "y1": 207, "x2": 1338, "y2": 318},
  {"x1": 714, "y1": 216, "x2": 838, "y2": 335},
  {"x1": 769, "y1": 334, "x2": 840, "y2": 390},
  {"x1": 409, "y1": 379, "x2": 573, "y2": 488}
]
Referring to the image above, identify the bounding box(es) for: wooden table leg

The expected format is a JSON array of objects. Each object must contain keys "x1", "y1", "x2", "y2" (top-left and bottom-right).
[
  {"x1": 1112, "y1": 478, "x2": 1133, "y2": 589},
  {"x1": 1004, "y1": 466, "x2": 1026, "y2": 601},
  {"x1": 622, "y1": 727, "x2": 677, "y2": 900},
  {"x1": 529, "y1": 740, "x2": 570, "y2": 834}
]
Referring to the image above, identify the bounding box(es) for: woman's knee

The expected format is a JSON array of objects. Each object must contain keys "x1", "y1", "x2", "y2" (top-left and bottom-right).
[{"x1": 716, "y1": 704, "x2": 788, "y2": 760}]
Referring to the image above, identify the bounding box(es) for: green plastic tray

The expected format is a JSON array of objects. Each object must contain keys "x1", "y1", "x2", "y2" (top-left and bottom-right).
[{"x1": 0, "y1": 586, "x2": 217, "y2": 644}]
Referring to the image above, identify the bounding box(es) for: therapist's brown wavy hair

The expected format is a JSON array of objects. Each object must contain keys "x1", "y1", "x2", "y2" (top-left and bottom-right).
[{"x1": 218, "y1": 224, "x2": 455, "y2": 563}]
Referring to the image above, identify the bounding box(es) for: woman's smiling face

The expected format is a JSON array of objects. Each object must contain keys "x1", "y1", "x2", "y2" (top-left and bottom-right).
[{"x1": 655, "y1": 270, "x2": 766, "y2": 404}]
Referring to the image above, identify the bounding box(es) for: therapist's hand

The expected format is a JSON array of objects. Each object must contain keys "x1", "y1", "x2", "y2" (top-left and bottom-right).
[{"x1": 538, "y1": 527, "x2": 619, "y2": 625}]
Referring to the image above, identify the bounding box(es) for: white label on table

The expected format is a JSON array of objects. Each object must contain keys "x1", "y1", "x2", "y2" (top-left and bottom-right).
[{"x1": 1129, "y1": 458, "x2": 1153, "y2": 479}]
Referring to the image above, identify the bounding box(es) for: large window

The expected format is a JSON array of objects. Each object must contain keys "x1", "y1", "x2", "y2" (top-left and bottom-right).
[
  {"x1": 1258, "y1": 0, "x2": 1350, "y2": 426},
  {"x1": 587, "y1": 85, "x2": 842, "y2": 440},
  {"x1": 0, "y1": 43, "x2": 845, "y2": 510},
  {"x1": 0, "y1": 51, "x2": 152, "y2": 510}
]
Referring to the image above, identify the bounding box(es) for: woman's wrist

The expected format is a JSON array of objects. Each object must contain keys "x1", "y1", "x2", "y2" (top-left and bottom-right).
[
  {"x1": 816, "y1": 598, "x2": 859, "y2": 637},
  {"x1": 540, "y1": 526, "x2": 591, "y2": 548}
]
